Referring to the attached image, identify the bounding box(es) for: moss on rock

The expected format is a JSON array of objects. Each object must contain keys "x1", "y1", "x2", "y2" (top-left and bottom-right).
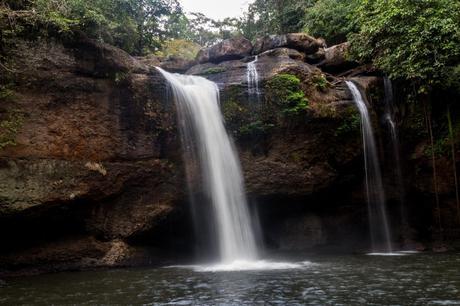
[
  {"x1": 0, "y1": 110, "x2": 24, "y2": 150},
  {"x1": 265, "y1": 73, "x2": 309, "y2": 115}
]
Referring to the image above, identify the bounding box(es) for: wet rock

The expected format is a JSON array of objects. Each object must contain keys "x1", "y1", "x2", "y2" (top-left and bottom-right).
[
  {"x1": 305, "y1": 48, "x2": 326, "y2": 64},
  {"x1": 158, "y1": 56, "x2": 196, "y2": 73},
  {"x1": 187, "y1": 45, "x2": 362, "y2": 198},
  {"x1": 253, "y1": 33, "x2": 325, "y2": 55},
  {"x1": 276, "y1": 214, "x2": 326, "y2": 250},
  {"x1": 317, "y1": 42, "x2": 358, "y2": 73},
  {"x1": 187, "y1": 47, "x2": 317, "y2": 87},
  {"x1": 196, "y1": 37, "x2": 253, "y2": 64},
  {"x1": 0, "y1": 37, "x2": 187, "y2": 275},
  {"x1": 69, "y1": 36, "x2": 148, "y2": 76}
]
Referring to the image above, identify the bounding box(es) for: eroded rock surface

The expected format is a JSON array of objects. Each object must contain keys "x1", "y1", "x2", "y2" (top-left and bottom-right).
[
  {"x1": 253, "y1": 33, "x2": 325, "y2": 55},
  {"x1": 196, "y1": 37, "x2": 253, "y2": 64},
  {"x1": 2, "y1": 32, "x2": 456, "y2": 276}
]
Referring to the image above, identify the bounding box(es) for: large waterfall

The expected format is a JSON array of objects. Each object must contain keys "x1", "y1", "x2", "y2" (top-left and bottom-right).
[
  {"x1": 346, "y1": 81, "x2": 393, "y2": 253},
  {"x1": 157, "y1": 68, "x2": 258, "y2": 263}
]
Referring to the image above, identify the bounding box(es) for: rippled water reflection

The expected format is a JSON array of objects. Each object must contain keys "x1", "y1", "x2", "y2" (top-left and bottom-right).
[{"x1": 1, "y1": 253, "x2": 459, "y2": 305}]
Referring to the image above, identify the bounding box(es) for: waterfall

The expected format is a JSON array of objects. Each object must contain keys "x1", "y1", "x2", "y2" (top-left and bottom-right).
[
  {"x1": 157, "y1": 67, "x2": 258, "y2": 263},
  {"x1": 247, "y1": 56, "x2": 260, "y2": 97},
  {"x1": 346, "y1": 81, "x2": 393, "y2": 253},
  {"x1": 383, "y1": 78, "x2": 408, "y2": 235}
]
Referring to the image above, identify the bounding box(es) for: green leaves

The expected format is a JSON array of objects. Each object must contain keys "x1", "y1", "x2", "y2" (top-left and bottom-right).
[
  {"x1": 265, "y1": 74, "x2": 309, "y2": 115},
  {"x1": 303, "y1": 0, "x2": 359, "y2": 45},
  {"x1": 349, "y1": 0, "x2": 460, "y2": 93}
]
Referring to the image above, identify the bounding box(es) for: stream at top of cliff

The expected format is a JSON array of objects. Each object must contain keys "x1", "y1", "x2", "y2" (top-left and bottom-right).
[{"x1": 1, "y1": 252, "x2": 459, "y2": 305}]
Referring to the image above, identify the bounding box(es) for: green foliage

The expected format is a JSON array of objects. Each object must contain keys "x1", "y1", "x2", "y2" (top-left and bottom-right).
[
  {"x1": 0, "y1": 110, "x2": 24, "y2": 150},
  {"x1": 265, "y1": 74, "x2": 309, "y2": 115},
  {"x1": 311, "y1": 73, "x2": 329, "y2": 91},
  {"x1": 445, "y1": 64, "x2": 460, "y2": 92},
  {"x1": 222, "y1": 99, "x2": 245, "y2": 124},
  {"x1": 424, "y1": 113, "x2": 460, "y2": 158},
  {"x1": 1, "y1": 0, "x2": 185, "y2": 55},
  {"x1": 0, "y1": 84, "x2": 14, "y2": 100},
  {"x1": 424, "y1": 137, "x2": 450, "y2": 157},
  {"x1": 303, "y1": 0, "x2": 359, "y2": 45},
  {"x1": 198, "y1": 67, "x2": 227, "y2": 76},
  {"x1": 239, "y1": 0, "x2": 314, "y2": 40},
  {"x1": 349, "y1": 0, "x2": 460, "y2": 93},
  {"x1": 238, "y1": 120, "x2": 274, "y2": 138},
  {"x1": 335, "y1": 112, "x2": 360, "y2": 137},
  {"x1": 180, "y1": 13, "x2": 242, "y2": 47},
  {"x1": 156, "y1": 39, "x2": 200, "y2": 60}
]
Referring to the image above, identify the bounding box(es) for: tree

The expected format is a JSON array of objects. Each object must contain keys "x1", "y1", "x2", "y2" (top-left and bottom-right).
[
  {"x1": 6, "y1": 0, "x2": 184, "y2": 55},
  {"x1": 303, "y1": 0, "x2": 359, "y2": 45},
  {"x1": 238, "y1": 0, "x2": 314, "y2": 40},
  {"x1": 349, "y1": 0, "x2": 460, "y2": 93}
]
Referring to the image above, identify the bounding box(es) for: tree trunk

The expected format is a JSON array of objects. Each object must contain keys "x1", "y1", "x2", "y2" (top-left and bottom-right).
[{"x1": 423, "y1": 99, "x2": 442, "y2": 235}]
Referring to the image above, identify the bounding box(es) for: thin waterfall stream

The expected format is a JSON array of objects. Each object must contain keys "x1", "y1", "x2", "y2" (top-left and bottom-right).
[
  {"x1": 346, "y1": 81, "x2": 393, "y2": 253},
  {"x1": 383, "y1": 77, "x2": 409, "y2": 239},
  {"x1": 247, "y1": 55, "x2": 260, "y2": 98}
]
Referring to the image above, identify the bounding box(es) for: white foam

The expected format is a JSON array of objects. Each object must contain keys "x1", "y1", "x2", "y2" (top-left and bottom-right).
[
  {"x1": 366, "y1": 252, "x2": 409, "y2": 256},
  {"x1": 166, "y1": 260, "x2": 313, "y2": 272}
]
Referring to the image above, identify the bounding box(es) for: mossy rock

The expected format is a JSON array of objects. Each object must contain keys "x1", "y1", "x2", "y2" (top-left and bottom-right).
[
  {"x1": 198, "y1": 67, "x2": 227, "y2": 75},
  {"x1": 0, "y1": 110, "x2": 24, "y2": 150},
  {"x1": 310, "y1": 73, "x2": 330, "y2": 92},
  {"x1": 265, "y1": 73, "x2": 309, "y2": 116}
]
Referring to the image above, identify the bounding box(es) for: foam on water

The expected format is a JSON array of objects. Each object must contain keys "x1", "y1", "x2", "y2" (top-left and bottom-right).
[
  {"x1": 398, "y1": 250, "x2": 421, "y2": 254},
  {"x1": 166, "y1": 260, "x2": 313, "y2": 272},
  {"x1": 366, "y1": 252, "x2": 409, "y2": 256}
]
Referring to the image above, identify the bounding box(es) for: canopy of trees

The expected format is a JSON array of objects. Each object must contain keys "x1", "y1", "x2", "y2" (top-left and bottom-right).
[
  {"x1": 349, "y1": 0, "x2": 460, "y2": 93},
  {"x1": 239, "y1": 0, "x2": 460, "y2": 93},
  {"x1": 2, "y1": 0, "x2": 459, "y2": 94},
  {"x1": 0, "y1": 0, "x2": 241, "y2": 56}
]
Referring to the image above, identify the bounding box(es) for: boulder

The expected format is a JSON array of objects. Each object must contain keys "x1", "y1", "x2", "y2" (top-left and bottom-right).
[
  {"x1": 317, "y1": 42, "x2": 358, "y2": 73},
  {"x1": 196, "y1": 37, "x2": 253, "y2": 64},
  {"x1": 253, "y1": 33, "x2": 325, "y2": 55},
  {"x1": 69, "y1": 36, "x2": 148, "y2": 76},
  {"x1": 187, "y1": 47, "x2": 317, "y2": 86},
  {"x1": 159, "y1": 56, "x2": 196, "y2": 73}
]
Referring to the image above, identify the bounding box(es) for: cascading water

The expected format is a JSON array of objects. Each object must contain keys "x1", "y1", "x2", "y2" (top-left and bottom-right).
[
  {"x1": 383, "y1": 77, "x2": 408, "y2": 235},
  {"x1": 247, "y1": 55, "x2": 260, "y2": 98},
  {"x1": 156, "y1": 67, "x2": 258, "y2": 263},
  {"x1": 346, "y1": 81, "x2": 393, "y2": 253}
]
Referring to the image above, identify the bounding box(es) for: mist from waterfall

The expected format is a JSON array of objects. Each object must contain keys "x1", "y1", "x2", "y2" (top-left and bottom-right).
[
  {"x1": 247, "y1": 56, "x2": 260, "y2": 98},
  {"x1": 346, "y1": 81, "x2": 393, "y2": 253},
  {"x1": 156, "y1": 67, "x2": 258, "y2": 263}
]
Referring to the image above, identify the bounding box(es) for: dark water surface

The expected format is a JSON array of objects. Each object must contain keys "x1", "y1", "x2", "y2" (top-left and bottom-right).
[{"x1": 1, "y1": 253, "x2": 459, "y2": 305}]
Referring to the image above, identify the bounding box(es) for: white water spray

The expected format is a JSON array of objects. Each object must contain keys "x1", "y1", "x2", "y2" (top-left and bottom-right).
[
  {"x1": 157, "y1": 67, "x2": 258, "y2": 263},
  {"x1": 247, "y1": 56, "x2": 260, "y2": 97},
  {"x1": 346, "y1": 81, "x2": 393, "y2": 253}
]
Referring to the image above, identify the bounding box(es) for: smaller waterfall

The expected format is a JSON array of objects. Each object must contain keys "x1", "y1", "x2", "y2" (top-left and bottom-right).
[
  {"x1": 346, "y1": 81, "x2": 393, "y2": 253},
  {"x1": 383, "y1": 78, "x2": 407, "y2": 232},
  {"x1": 383, "y1": 78, "x2": 402, "y2": 185},
  {"x1": 247, "y1": 56, "x2": 260, "y2": 97}
]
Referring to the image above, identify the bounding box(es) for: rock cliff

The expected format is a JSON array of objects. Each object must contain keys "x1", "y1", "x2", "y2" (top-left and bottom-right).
[{"x1": 0, "y1": 34, "x2": 458, "y2": 276}]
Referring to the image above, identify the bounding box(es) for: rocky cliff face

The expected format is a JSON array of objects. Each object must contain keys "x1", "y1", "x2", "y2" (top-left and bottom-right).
[{"x1": 0, "y1": 34, "x2": 458, "y2": 276}]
